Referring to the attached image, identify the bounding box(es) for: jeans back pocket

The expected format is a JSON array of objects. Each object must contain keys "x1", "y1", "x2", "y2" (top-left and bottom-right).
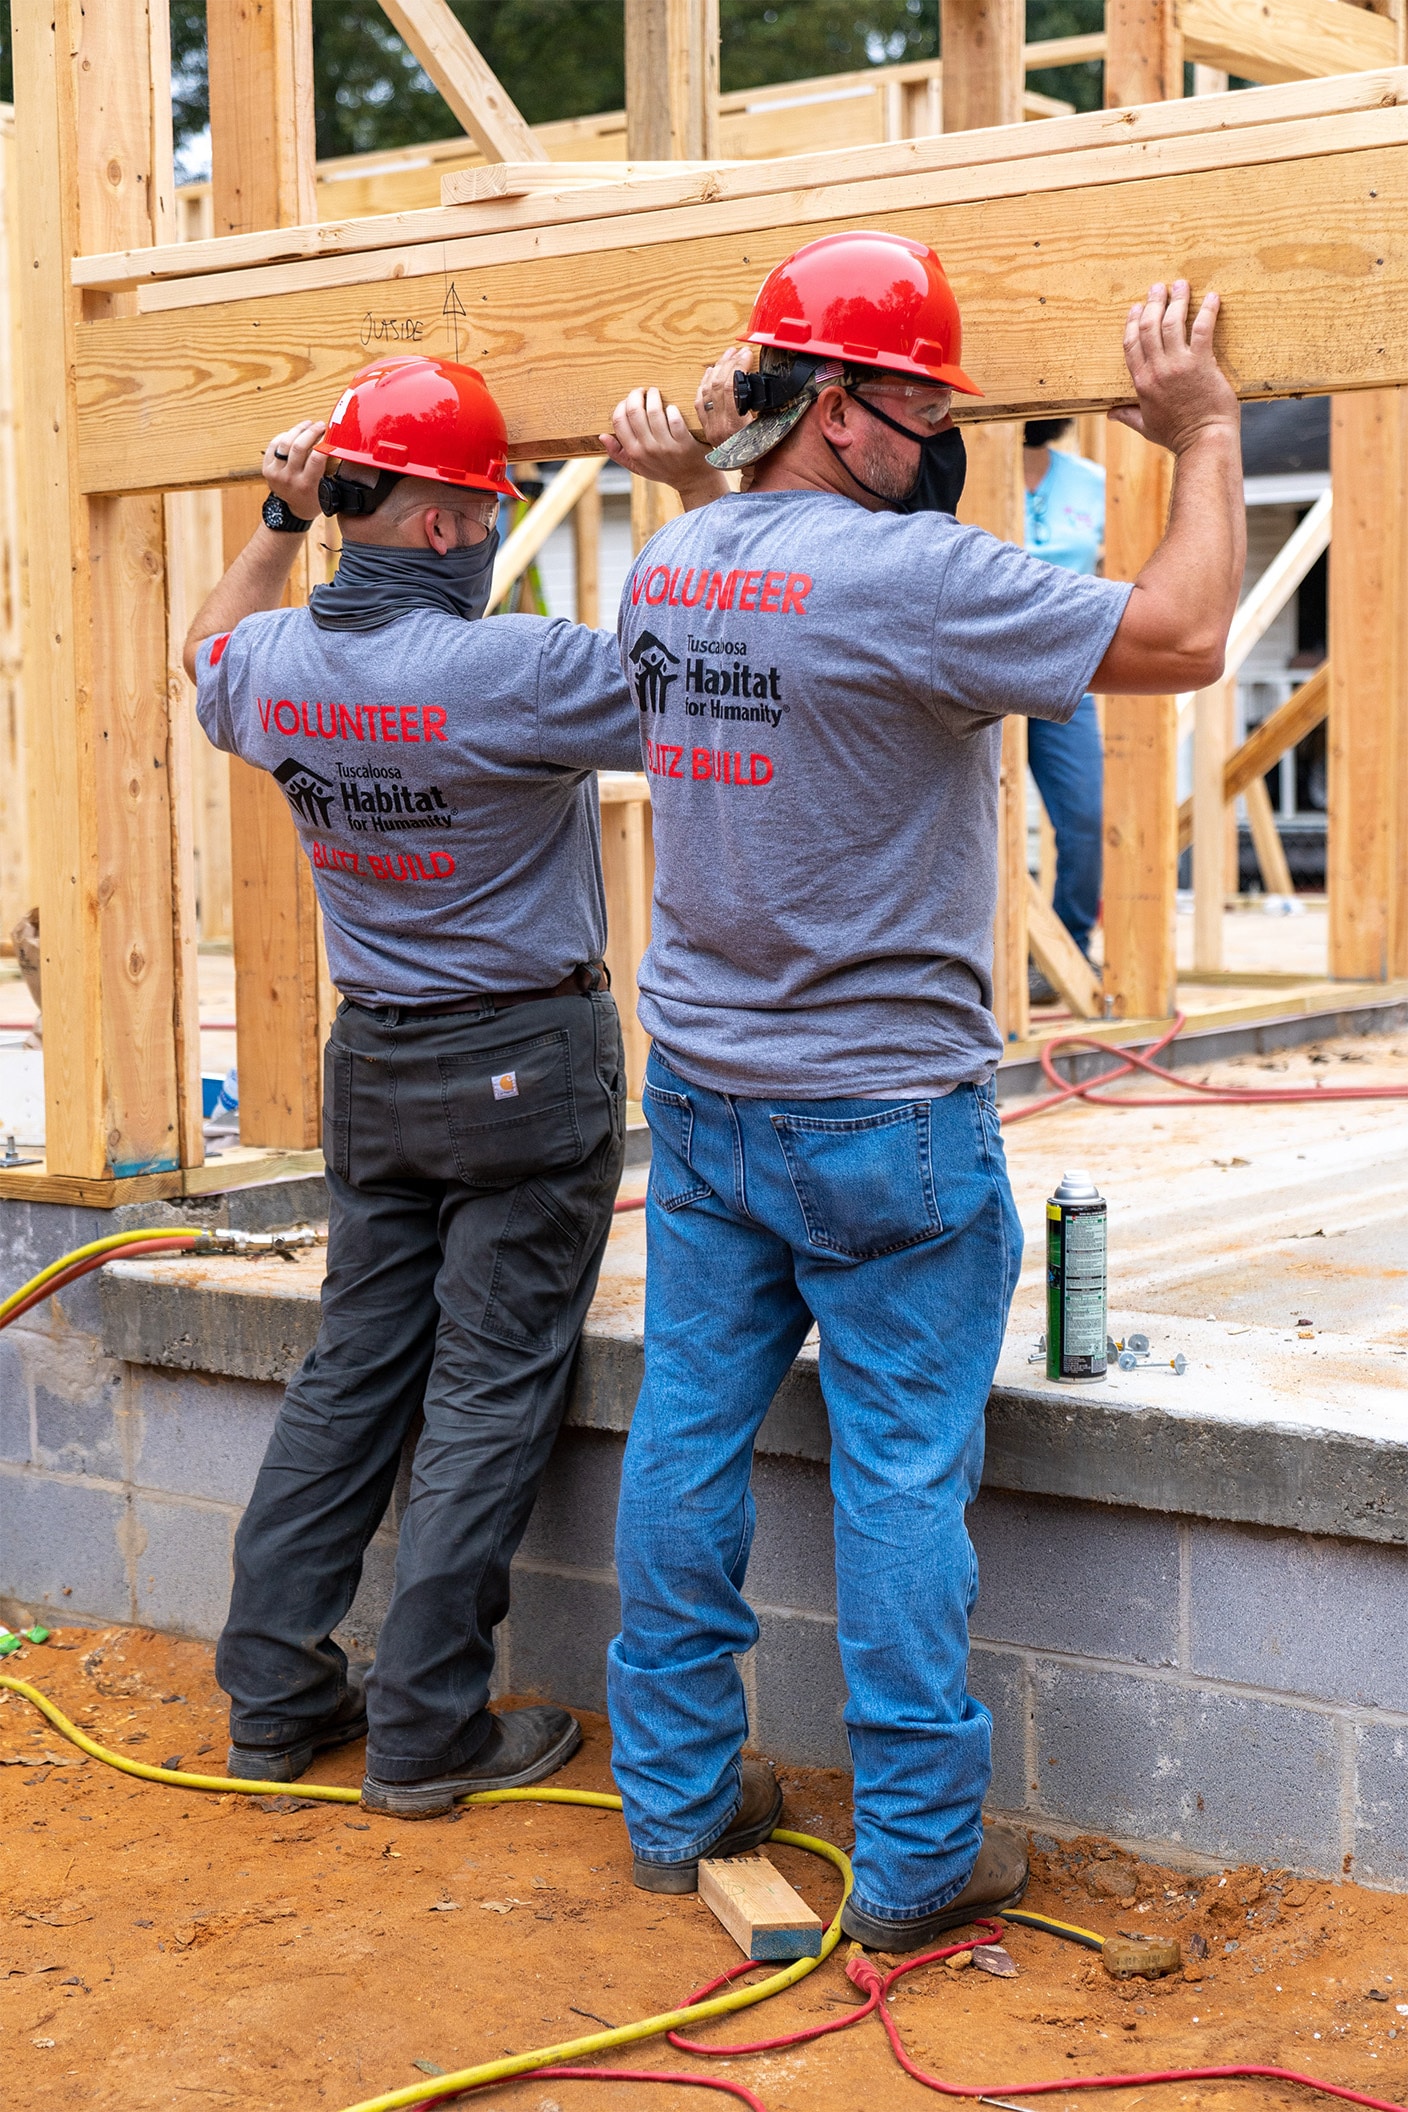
[
  {"x1": 440, "y1": 1028, "x2": 582, "y2": 1188},
  {"x1": 643, "y1": 1077, "x2": 711, "y2": 1212},
  {"x1": 771, "y1": 1102, "x2": 942, "y2": 1260}
]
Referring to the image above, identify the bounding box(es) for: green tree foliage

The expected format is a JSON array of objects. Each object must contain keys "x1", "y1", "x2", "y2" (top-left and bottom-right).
[{"x1": 2, "y1": 0, "x2": 1108, "y2": 162}]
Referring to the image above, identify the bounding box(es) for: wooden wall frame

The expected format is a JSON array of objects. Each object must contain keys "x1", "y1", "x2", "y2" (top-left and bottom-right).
[{"x1": 9, "y1": 0, "x2": 1408, "y2": 1198}]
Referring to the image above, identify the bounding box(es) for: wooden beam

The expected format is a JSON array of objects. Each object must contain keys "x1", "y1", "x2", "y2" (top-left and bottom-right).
[
  {"x1": 573, "y1": 473, "x2": 601, "y2": 626},
  {"x1": 1106, "y1": 0, "x2": 1182, "y2": 105},
  {"x1": 1026, "y1": 877, "x2": 1103, "y2": 1016},
  {"x1": 73, "y1": 70, "x2": 1408, "y2": 296},
  {"x1": 1193, "y1": 677, "x2": 1232, "y2": 969},
  {"x1": 625, "y1": 0, "x2": 715, "y2": 549},
  {"x1": 298, "y1": 39, "x2": 1098, "y2": 219},
  {"x1": 70, "y1": 90, "x2": 1408, "y2": 497},
  {"x1": 1101, "y1": 0, "x2": 1179, "y2": 1022},
  {"x1": 13, "y1": 0, "x2": 190, "y2": 1180},
  {"x1": 1177, "y1": 660, "x2": 1329, "y2": 851},
  {"x1": 1102, "y1": 425, "x2": 1177, "y2": 1020},
  {"x1": 209, "y1": 0, "x2": 325, "y2": 1151},
  {"x1": 0, "y1": 109, "x2": 31, "y2": 954},
  {"x1": 1244, "y1": 773, "x2": 1296, "y2": 894},
  {"x1": 449, "y1": 158, "x2": 726, "y2": 201},
  {"x1": 208, "y1": 0, "x2": 315, "y2": 236},
  {"x1": 1329, "y1": 389, "x2": 1408, "y2": 977},
  {"x1": 1181, "y1": 0, "x2": 1398, "y2": 85},
  {"x1": 1230, "y1": 661, "x2": 1329, "y2": 797},
  {"x1": 377, "y1": 0, "x2": 546, "y2": 163},
  {"x1": 626, "y1": 0, "x2": 720, "y2": 162},
  {"x1": 490, "y1": 457, "x2": 602, "y2": 608},
  {"x1": 598, "y1": 775, "x2": 654, "y2": 1100},
  {"x1": 941, "y1": 0, "x2": 1025, "y2": 133},
  {"x1": 945, "y1": 0, "x2": 1027, "y2": 1043}
]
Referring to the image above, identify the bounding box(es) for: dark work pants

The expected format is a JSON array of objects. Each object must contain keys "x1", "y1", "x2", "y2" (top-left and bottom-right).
[{"x1": 215, "y1": 990, "x2": 625, "y2": 1781}]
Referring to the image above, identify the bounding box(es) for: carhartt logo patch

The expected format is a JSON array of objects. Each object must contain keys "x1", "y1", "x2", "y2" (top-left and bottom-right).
[{"x1": 491, "y1": 1071, "x2": 518, "y2": 1101}]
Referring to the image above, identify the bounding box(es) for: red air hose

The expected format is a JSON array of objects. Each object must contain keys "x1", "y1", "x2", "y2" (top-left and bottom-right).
[
  {"x1": 654, "y1": 1929, "x2": 1406, "y2": 2112},
  {"x1": 1004, "y1": 1011, "x2": 1408, "y2": 1124}
]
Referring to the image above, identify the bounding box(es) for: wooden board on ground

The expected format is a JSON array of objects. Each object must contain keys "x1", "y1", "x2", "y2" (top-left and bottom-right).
[{"x1": 698, "y1": 1856, "x2": 824, "y2": 1961}]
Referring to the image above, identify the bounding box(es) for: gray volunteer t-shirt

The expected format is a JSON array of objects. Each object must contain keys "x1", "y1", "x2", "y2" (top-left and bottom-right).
[
  {"x1": 617, "y1": 488, "x2": 1130, "y2": 1098},
  {"x1": 197, "y1": 605, "x2": 639, "y2": 1004}
]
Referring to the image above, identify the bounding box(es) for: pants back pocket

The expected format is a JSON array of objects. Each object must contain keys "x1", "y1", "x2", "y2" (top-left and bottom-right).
[
  {"x1": 440, "y1": 1029, "x2": 582, "y2": 1188},
  {"x1": 771, "y1": 1103, "x2": 941, "y2": 1260}
]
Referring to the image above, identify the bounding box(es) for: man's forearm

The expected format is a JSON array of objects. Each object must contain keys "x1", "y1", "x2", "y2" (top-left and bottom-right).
[
  {"x1": 1143, "y1": 428, "x2": 1245, "y2": 663},
  {"x1": 182, "y1": 524, "x2": 308, "y2": 680},
  {"x1": 1092, "y1": 428, "x2": 1244, "y2": 695}
]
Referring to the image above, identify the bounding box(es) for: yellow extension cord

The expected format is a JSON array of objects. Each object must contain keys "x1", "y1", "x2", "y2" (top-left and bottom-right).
[
  {"x1": 0, "y1": 1229, "x2": 199, "y2": 1326},
  {"x1": 0, "y1": 1671, "x2": 855, "y2": 2112}
]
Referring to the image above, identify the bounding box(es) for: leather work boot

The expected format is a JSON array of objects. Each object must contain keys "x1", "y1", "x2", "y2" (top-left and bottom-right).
[
  {"x1": 632, "y1": 1757, "x2": 784, "y2": 1894},
  {"x1": 839, "y1": 1819, "x2": 1030, "y2": 1952},
  {"x1": 360, "y1": 1704, "x2": 581, "y2": 1819},
  {"x1": 226, "y1": 1666, "x2": 369, "y2": 1785}
]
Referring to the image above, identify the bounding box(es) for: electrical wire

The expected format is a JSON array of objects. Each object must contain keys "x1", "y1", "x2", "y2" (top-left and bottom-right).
[
  {"x1": 2, "y1": 1670, "x2": 1403, "y2": 2112},
  {"x1": 1004, "y1": 1012, "x2": 1408, "y2": 1125}
]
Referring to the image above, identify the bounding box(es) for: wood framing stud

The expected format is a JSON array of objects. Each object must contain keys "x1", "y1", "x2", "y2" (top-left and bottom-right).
[
  {"x1": 626, "y1": 0, "x2": 720, "y2": 162},
  {"x1": 1329, "y1": 390, "x2": 1408, "y2": 978},
  {"x1": 13, "y1": 0, "x2": 188, "y2": 1180},
  {"x1": 210, "y1": 0, "x2": 326, "y2": 1150},
  {"x1": 1102, "y1": 423, "x2": 1177, "y2": 1019},
  {"x1": 1106, "y1": 0, "x2": 1182, "y2": 104},
  {"x1": 942, "y1": 0, "x2": 1025, "y2": 131}
]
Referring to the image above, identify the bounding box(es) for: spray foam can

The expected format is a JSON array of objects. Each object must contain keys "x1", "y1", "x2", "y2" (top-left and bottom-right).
[{"x1": 1045, "y1": 1168, "x2": 1107, "y2": 1382}]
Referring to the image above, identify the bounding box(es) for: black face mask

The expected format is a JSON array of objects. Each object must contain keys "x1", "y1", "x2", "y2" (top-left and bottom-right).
[{"x1": 835, "y1": 390, "x2": 968, "y2": 517}]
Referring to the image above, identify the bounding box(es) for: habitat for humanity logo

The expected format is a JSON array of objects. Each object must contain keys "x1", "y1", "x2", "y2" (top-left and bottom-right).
[
  {"x1": 273, "y1": 756, "x2": 335, "y2": 826},
  {"x1": 629, "y1": 631, "x2": 679, "y2": 715}
]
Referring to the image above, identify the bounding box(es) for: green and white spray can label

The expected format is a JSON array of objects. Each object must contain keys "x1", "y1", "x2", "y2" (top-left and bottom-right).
[{"x1": 1046, "y1": 1169, "x2": 1107, "y2": 1381}]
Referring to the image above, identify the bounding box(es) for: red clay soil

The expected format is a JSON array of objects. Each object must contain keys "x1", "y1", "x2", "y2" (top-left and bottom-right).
[{"x1": 3, "y1": 1624, "x2": 1408, "y2": 2112}]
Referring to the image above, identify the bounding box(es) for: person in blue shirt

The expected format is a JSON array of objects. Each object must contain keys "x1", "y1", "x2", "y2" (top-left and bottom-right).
[{"x1": 1024, "y1": 418, "x2": 1106, "y2": 999}]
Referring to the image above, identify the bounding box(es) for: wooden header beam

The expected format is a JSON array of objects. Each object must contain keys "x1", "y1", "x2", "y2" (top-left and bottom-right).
[
  {"x1": 68, "y1": 72, "x2": 1408, "y2": 497},
  {"x1": 76, "y1": 67, "x2": 1408, "y2": 298}
]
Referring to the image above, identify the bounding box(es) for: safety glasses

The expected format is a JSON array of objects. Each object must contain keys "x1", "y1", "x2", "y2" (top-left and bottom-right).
[{"x1": 850, "y1": 379, "x2": 954, "y2": 432}]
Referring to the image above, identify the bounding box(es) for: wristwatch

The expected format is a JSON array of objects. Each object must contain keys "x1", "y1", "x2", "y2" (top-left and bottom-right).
[{"x1": 262, "y1": 492, "x2": 313, "y2": 534}]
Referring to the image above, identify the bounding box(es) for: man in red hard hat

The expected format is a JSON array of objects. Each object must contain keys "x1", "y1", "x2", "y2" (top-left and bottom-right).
[
  {"x1": 183, "y1": 355, "x2": 646, "y2": 1816},
  {"x1": 602, "y1": 232, "x2": 1244, "y2": 1945}
]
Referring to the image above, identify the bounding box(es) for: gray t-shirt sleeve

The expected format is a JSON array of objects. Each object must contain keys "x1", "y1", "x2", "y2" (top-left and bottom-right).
[
  {"x1": 927, "y1": 521, "x2": 1132, "y2": 729},
  {"x1": 194, "y1": 627, "x2": 241, "y2": 755},
  {"x1": 532, "y1": 618, "x2": 642, "y2": 773}
]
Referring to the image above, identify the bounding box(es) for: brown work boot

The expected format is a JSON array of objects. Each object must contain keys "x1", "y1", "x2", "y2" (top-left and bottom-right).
[
  {"x1": 632, "y1": 1757, "x2": 784, "y2": 1894},
  {"x1": 839, "y1": 1819, "x2": 1029, "y2": 1952}
]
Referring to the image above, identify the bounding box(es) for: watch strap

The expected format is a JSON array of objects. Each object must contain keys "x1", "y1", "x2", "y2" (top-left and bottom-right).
[{"x1": 262, "y1": 492, "x2": 313, "y2": 534}]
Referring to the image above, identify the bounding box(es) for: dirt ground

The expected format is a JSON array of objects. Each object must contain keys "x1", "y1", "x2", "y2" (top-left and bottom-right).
[{"x1": 4, "y1": 1628, "x2": 1408, "y2": 2111}]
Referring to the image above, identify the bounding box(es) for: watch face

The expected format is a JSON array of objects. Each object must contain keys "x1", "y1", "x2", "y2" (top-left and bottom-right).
[{"x1": 263, "y1": 493, "x2": 306, "y2": 531}]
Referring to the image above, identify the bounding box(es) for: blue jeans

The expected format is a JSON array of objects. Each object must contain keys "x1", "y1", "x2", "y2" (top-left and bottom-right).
[
  {"x1": 1027, "y1": 693, "x2": 1103, "y2": 957},
  {"x1": 607, "y1": 1052, "x2": 1023, "y2": 1923}
]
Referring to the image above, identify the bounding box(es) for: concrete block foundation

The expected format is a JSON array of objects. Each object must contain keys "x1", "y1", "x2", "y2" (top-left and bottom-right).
[{"x1": 2, "y1": 1171, "x2": 1407, "y2": 1889}]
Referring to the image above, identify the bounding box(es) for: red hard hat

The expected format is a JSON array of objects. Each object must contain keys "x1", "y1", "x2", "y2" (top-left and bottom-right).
[
  {"x1": 744, "y1": 230, "x2": 981, "y2": 395},
  {"x1": 324, "y1": 355, "x2": 522, "y2": 498}
]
